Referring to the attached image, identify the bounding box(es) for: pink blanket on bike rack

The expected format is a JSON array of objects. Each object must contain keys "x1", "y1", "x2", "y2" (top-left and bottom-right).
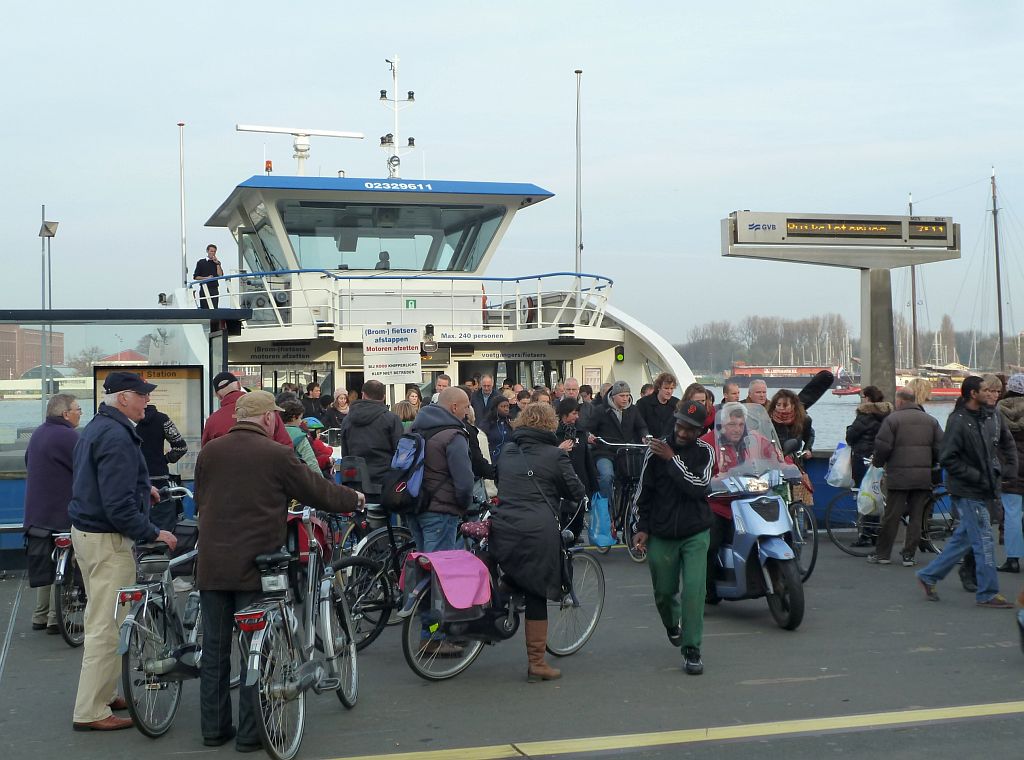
[{"x1": 404, "y1": 550, "x2": 492, "y2": 609}]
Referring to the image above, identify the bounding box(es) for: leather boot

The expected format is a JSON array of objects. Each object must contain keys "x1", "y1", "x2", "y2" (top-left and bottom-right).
[
  {"x1": 997, "y1": 558, "x2": 1020, "y2": 573},
  {"x1": 525, "y1": 619, "x2": 561, "y2": 682}
]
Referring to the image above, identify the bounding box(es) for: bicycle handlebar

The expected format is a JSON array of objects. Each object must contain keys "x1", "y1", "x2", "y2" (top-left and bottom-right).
[
  {"x1": 592, "y1": 436, "x2": 652, "y2": 448},
  {"x1": 158, "y1": 485, "x2": 194, "y2": 501}
]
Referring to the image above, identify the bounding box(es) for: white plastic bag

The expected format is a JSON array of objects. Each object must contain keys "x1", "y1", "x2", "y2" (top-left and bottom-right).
[
  {"x1": 856, "y1": 465, "x2": 885, "y2": 516},
  {"x1": 825, "y1": 442, "x2": 854, "y2": 489}
]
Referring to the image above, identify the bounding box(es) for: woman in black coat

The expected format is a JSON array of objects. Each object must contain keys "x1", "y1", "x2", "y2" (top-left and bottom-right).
[
  {"x1": 845, "y1": 385, "x2": 893, "y2": 485},
  {"x1": 555, "y1": 397, "x2": 598, "y2": 539},
  {"x1": 491, "y1": 402, "x2": 585, "y2": 682}
]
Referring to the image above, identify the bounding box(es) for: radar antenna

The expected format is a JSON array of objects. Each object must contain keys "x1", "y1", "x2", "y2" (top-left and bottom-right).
[
  {"x1": 378, "y1": 56, "x2": 417, "y2": 178},
  {"x1": 235, "y1": 124, "x2": 364, "y2": 176}
]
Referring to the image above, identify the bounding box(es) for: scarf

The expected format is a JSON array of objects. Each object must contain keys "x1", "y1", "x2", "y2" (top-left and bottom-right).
[{"x1": 771, "y1": 406, "x2": 795, "y2": 426}]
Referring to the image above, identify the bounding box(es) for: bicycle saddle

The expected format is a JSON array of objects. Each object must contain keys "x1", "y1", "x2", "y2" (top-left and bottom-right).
[
  {"x1": 254, "y1": 549, "x2": 292, "y2": 571},
  {"x1": 135, "y1": 542, "x2": 170, "y2": 558}
]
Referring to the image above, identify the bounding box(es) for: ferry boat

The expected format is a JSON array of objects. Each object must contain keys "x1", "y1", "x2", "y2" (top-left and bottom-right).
[{"x1": 186, "y1": 172, "x2": 694, "y2": 398}]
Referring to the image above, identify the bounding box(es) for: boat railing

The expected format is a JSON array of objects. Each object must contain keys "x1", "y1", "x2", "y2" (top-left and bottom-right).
[{"x1": 190, "y1": 270, "x2": 614, "y2": 334}]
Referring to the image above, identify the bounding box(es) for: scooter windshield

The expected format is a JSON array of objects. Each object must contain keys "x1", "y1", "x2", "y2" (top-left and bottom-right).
[{"x1": 713, "y1": 402, "x2": 784, "y2": 478}]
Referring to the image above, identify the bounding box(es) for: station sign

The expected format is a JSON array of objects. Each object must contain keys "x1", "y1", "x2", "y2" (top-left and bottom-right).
[
  {"x1": 732, "y1": 211, "x2": 955, "y2": 248},
  {"x1": 362, "y1": 325, "x2": 422, "y2": 384}
]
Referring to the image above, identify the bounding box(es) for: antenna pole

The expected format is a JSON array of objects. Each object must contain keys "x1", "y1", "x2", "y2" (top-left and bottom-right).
[
  {"x1": 574, "y1": 69, "x2": 583, "y2": 303},
  {"x1": 992, "y1": 167, "x2": 1006, "y2": 371},
  {"x1": 178, "y1": 122, "x2": 188, "y2": 288},
  {"x1": 908, "y1": 192, "x2": 920, "y2": 367}
]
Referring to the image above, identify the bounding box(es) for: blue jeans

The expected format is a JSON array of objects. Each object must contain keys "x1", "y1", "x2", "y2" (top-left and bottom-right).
[
  {"x1": 917, "y1": 497, "x2": 1000, "y2": 602},
  {"x1": 407, "y1": 512, "x2": 460, "y2": 552},
  {"x1": 1001, "y1": 493, "x2": 1024, "y2": 559},
  {"x1": 596, "y1": 456, "x2": 614, "y2": 501}
]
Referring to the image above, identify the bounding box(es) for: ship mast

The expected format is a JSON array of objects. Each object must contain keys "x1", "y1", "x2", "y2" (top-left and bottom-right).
[
  {"x1": 908, "y1": 192, "x2": 921, "y2": 368},
  {"x1": 991, "y1": 167, "x2": 1006, "y2": 371},
  {"x1": 379, "y1": 56, "x2": 416, "y2": 178}
]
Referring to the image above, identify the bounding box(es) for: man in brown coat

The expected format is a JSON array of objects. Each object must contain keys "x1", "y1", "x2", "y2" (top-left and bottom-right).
[{"x1": 194, "y1": 390, "x2": 363, "y2": 752}]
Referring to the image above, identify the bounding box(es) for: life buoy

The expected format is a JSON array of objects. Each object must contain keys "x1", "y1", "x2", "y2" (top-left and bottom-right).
[{"x1": 521, "y1": 295, "x2": 537, "y2": 325}]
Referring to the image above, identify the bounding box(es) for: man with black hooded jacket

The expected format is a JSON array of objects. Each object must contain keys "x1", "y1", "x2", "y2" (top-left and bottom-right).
[
  {"x1": 632, "y1": 400, "x2": 714, "y2": 675},
  {"x1": 339, "y1": 379, "x2": 403, "y2": 490}
]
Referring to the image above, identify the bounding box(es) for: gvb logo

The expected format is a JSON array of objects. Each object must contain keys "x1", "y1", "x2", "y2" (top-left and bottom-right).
[{"x1": 748, "y1": 222, "x2": 777, "y2": 231}]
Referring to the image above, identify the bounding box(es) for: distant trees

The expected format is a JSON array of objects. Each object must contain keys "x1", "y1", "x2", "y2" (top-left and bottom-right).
[
  {"x1": 65, "y1": 346, "x2": 106, "y2": 375},
  {"x1": 677, "y1": 314, "x2": 854, "y2": 374}
]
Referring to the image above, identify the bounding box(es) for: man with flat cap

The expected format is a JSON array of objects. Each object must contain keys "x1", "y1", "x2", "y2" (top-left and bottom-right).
[
  {"x1": 69, "y1": 372, "x2": 179, "y2": 732},
  {"x1": 202, "y1": 370, "x2": 292, "y2": 447},
  {"x1": 632, "y1": 400, "x2": 714, "y2": 676},
  {"x1": 194, "y1": 390, "x2": 365, "y2": 751}
]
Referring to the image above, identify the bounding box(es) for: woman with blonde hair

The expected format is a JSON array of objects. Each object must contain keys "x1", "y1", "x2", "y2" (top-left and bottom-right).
[
  {"x1": 321, "y1": 388, "x2": 351, "y2": 429},
  {"x1": 490, "y1": 401, "x2": 585, "y2": 682},
  {"x1": 392, "y1": 399, "x2": 418, "y2": 430}
]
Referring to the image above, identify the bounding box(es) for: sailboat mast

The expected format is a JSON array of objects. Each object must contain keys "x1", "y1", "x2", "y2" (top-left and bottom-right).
[
  {"x1": 909, "y1": 192, "x2": 921, "y2": 367},
  {"x1": 991, "y1": 167, "x2": 1006, "y2": 371}
]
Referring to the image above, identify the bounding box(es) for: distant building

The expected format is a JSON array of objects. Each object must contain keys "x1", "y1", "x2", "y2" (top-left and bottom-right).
[
  {"x1": 98, "y1": 349, "x2": 148, "y2": 364},
  {"x1": 0, "y1": 325, "x2": 64, "y2": 380}
]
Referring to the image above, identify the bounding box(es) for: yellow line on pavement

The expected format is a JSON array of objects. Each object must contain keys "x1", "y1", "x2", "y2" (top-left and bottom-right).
[{"x1": 332, "y1": 700, "x2": 1024, "y2": 760}]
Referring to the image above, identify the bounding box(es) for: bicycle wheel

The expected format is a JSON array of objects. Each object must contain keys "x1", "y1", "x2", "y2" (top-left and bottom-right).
[
  {"x1": 355, "y1": 525, "x2": 413, "y2": 625},
  {"x1": 122, "y1": 601, "x2": 183, "y2": 738},
  {"x1": 790, "y1": 502, "x2": 818, "y2": 582},
  {"x1": 55, "y1": 555, "x2": 86, "y2": 648},
  {"x1": 400, "y1": 591, "x2": 484, "y2": 681},
  {"x1": 329, "y1": 582, "x2": 358, "y2": 709},
  {"x1": 340, "y1": 554, "x2": 392, "y2": 651},
  {"x1": 622, "y1": 487, "x2": 646, "y2": 563},
  {"x1": 922, "y1": 486, "x2": 955, "y2": 553},
  {"x1": 547, "y1": 551, "x2": 605, "y2": 656},
  {"x1": 825, "y1": 490, "x2": 878, "y2": 556},
  {"x1": 254, "y1": 613, "x2": 305, "y2": 760}
]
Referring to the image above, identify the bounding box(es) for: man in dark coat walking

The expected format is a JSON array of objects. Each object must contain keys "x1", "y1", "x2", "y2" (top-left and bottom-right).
[
  {"x1": 868, "y1": 388, "x2": 942, "y2": 566},
  {"x1": 632, "y1": 400, "x2": 714, "y2": 675}
]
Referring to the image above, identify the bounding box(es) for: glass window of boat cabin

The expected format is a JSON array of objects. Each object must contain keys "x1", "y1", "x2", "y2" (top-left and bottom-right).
[{"x1": 276, "y1": 200, "x2": 506, "y2": 271}]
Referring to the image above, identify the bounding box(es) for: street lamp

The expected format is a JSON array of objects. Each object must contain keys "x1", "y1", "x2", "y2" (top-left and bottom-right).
[{"x1": 38, "y1": 210, "x2": 58, "y2": 415}]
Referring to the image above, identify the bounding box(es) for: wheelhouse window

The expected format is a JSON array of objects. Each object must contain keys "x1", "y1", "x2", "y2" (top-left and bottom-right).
[{"x1": 277, "y1": 200, "x2": 505, "y2": 272}]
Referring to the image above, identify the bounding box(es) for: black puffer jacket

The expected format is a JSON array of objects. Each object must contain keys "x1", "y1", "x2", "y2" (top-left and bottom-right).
[
  {"x1": 556, "y1": 421, "x2": 598, "y2": 494},
  {"x1": 871, "y1": 404, "x2": 942, "y2": 490},
  {"x1": 339, "y1": 400, "x2": 404, "y2": 486},
  {"x1": 846, "y1": 401, "x2": 893, "y2": 464},
  {"x1": 940, "y1": 403, "x2": 1017, "y2": 500},
  {"x1": 996, "y1": 393, "x2": 1024, "y2": 495},
  {"x1": 633, "y1": 436, "x2": 714, "y2": 539},
  {"x1": 490, "y1": 428, "x2": 586, "y2": 601}
]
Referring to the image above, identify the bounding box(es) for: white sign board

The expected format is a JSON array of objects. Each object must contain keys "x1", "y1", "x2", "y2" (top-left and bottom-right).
[{"x1": 362, "y1": 325, "x2": 422, "y2": 384}]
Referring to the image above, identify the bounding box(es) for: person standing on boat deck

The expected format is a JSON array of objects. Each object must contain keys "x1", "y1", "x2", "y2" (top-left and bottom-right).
[
  {"x1": 69, "y1": 372, "x2": 178, "y2": 732},
  {"x1": 742, "y1": 379, "x2": 769, "y2": 408},
  {"x1": 375, "y1": 250, "x2": 390, "y2": 269},
  {"x1": 632, "y1": 400, "x2": 714, "y2": 675},
  {"x1": 202, "y1": 371, "x2": 294, "y2": 448},
  {"x1": 866, "y1": 388, "x2": 941, "y2": 567},
  {"x1": 471, "y1": 374, "x2": 497, "y2": 430},
  {"x1": 636, "y1": 373, "x2": 678, "y2": 439},
  {"x1": 23, "y1": 393, "x2": 81, "y2": 634},
  {"x1": 137, "y1": 403, "x2": 188, "y2": 531},
  {"x1": 916, "y1": 376, "x2": 1016, "y2": 608},
  {"x1": 193, "y1": 243, "x2": 222, "y2": 309},
  {"x1": 996, "y1": 373, "x2": 1024, "y2": 573}
]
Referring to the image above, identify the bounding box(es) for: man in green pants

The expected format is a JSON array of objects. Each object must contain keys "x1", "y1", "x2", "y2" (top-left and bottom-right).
[{"x1": 632, "y1": 400, "x2": 714, "y2": 674}]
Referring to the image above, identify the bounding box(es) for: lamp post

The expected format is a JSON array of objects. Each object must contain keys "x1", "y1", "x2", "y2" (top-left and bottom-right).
[{"x1": 38, "y1": 209, "x2": 58, "y2": 415}]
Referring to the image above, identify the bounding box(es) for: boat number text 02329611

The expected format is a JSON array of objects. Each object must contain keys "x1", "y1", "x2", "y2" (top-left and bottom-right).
[{"x1": 363, "y1": 182, "x2": 433, "y2": 191}]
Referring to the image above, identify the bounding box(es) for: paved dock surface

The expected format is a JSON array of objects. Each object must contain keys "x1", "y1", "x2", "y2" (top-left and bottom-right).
[{"x1": 1, "y1": 541, "x2": 1022, "y2": 759}]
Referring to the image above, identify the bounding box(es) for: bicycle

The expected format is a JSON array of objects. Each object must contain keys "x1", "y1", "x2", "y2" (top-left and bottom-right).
[
  {"x1": 51, "y1": 531, "x2": 86, "y2": 647},
  {"x1": 779, "y1": 441, "x2": 818, "y2": 583},
  {"x1": 400, "y1": 508, "x2": 605, "y2": 681},
  {"x1": 592, "y1": 437, "x2": 649, "y2": 562},
  {"x1": 235, "y1": 506, "x2": 361, "y2": 760},
  {"x1": 825, "y1": 482, "x2": 954, "y2": 557}
]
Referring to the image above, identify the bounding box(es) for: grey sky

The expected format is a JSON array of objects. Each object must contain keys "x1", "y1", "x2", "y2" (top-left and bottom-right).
[{"x1": 3, "y1": 1, "x2": 1023, "y2": 353}]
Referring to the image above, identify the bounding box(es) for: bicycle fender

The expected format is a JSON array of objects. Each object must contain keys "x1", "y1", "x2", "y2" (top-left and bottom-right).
[
  {"x1": 757, "y1": 536, "x2": 794, "y2": 563},
  {"x1": 244, "y1": 627, "x2": 268, "y2": 687},
  {"x1": 116, "y1": 601, "x2": 145, "y2": 656}
]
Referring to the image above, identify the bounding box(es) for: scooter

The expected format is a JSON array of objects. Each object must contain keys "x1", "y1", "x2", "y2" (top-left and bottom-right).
[{"x1": 706, "y1": 403, "x2": 807, "y2": 630}]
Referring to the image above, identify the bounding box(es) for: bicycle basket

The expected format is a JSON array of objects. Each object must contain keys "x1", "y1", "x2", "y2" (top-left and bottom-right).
[{"x1": 615, "y1": 447, "x2": 646, "y2": 480}]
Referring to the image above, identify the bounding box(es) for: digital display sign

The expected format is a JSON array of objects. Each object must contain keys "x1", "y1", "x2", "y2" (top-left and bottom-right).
[
  {"x1": 787, "y1": 219, "x2": 903, "y2": 239},
  {"x1": 909, "y1": 222, "x2": 948, "y2": 239}
]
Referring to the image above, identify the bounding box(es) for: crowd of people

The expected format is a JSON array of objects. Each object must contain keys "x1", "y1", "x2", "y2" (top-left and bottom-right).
[{"x1": 18, "y1": 365, "x2": 1024, "y2": 745}]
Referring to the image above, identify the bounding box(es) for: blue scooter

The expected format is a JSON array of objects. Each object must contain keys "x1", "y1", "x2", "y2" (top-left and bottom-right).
[{"x1": 707, "y1": 403, "x2": 807, "y2": 630}]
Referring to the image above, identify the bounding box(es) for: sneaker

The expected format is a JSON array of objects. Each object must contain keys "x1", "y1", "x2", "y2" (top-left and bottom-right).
[
  {"x1": 851, "y1": 537, "x2": 873, "y2": 548},
  {"x1": 976, "y1": 594, "x2": 1014, "y2": 609},
  {"x1": 917, "y1": 576, "x2": 940, "y2": 602},
  {"x1": 666, "y1": 626, "x2": 682, "y2": 647},
  {"x1": 901, "y1": 553, "x2": 917, "y2": 567},
  {"x1": 867, "y1": 554, "x2": 891, "y2": 565},
  {"x1": 682, "y1": 646, "x2": 703, "y2": 675}
]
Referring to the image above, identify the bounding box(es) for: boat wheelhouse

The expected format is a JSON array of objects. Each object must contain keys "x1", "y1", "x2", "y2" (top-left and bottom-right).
[{"x1": 190, "y1": 174, "x2": 694, "y2": 398}]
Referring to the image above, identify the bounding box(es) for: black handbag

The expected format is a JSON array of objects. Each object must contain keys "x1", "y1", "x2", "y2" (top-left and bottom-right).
[{"x1": 24, "y1": 528, "x2": 56, "y2": 588}]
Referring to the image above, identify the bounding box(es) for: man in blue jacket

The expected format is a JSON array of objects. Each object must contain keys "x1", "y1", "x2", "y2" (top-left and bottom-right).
[{"x1": 69, "y1": 372, "x2": 178, "y2": 732}]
